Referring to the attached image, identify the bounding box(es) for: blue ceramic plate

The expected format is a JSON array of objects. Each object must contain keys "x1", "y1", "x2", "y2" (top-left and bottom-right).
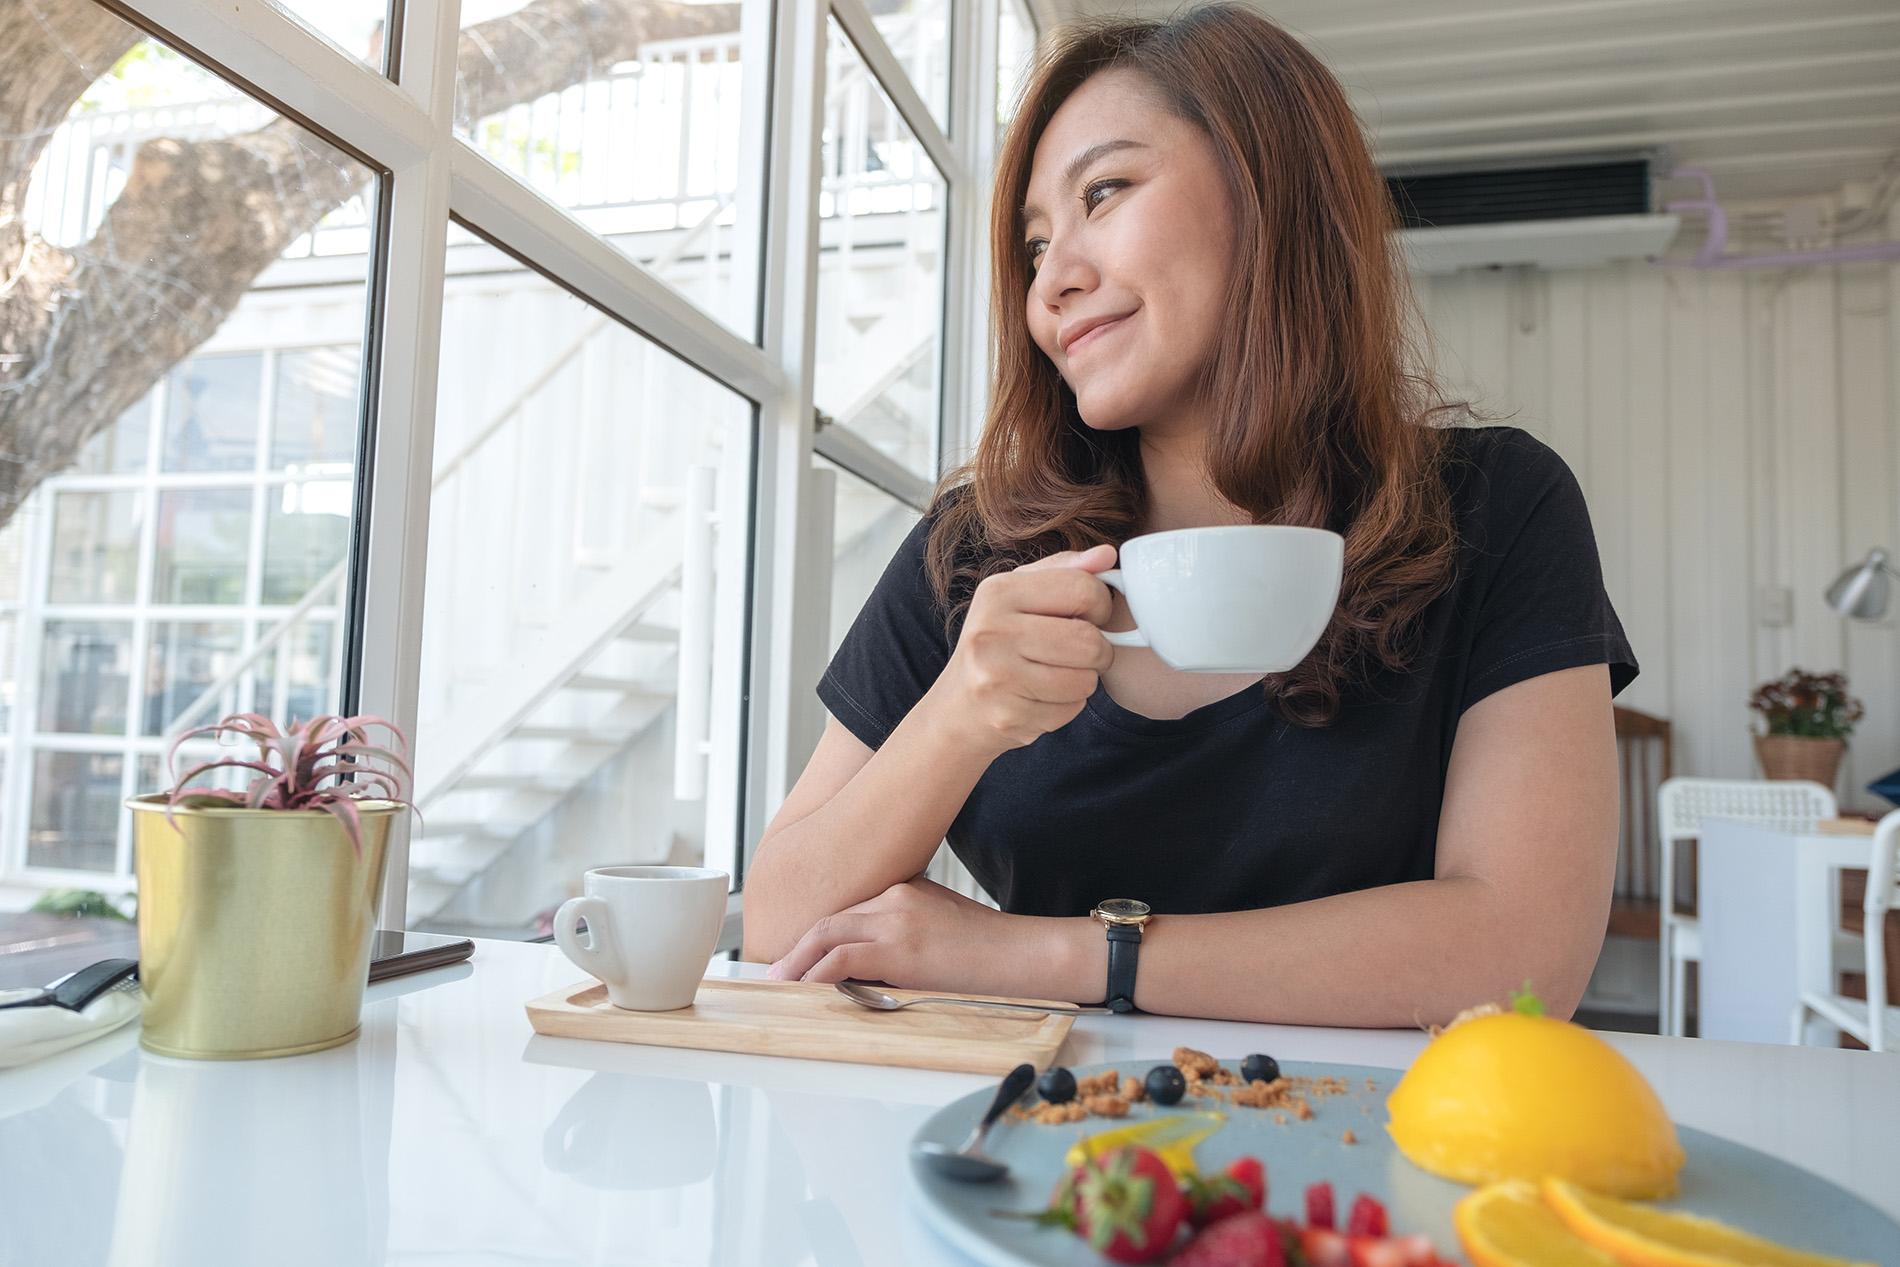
[{"x1": 906, "y1": 1061, "x2": 1900, "y2": 1266}]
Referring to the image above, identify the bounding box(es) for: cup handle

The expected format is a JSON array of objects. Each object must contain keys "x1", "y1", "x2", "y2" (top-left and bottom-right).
[
  {"x1": 1096, "y1": 569, "x2": 1148, "y2": 648},
  {"x1": 553, "y1": 896, "x2": 620, "y2": 984}
]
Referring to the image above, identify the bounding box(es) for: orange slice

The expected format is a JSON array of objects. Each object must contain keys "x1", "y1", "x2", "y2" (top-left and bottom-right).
[
  {"x1": 1541, "y1": 1177, "x2": 1875, "y2": 1267},
  {"x1": 1454, "y1": 1179, "x2": 1621, "y2": 1267}
]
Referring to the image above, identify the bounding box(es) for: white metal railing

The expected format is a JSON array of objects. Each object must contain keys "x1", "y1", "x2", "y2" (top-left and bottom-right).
[
  {"x1": 24, "y1": 24, "x2": 937, "y2": 259},
  {"x1": 22, "y1": 96, "x2": 372, "y2": 257}
]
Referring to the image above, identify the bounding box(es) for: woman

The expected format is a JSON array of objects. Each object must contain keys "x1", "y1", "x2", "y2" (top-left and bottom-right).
[{"x1": 743, "y1": 4, "x2": 1634, "y2": 1025}]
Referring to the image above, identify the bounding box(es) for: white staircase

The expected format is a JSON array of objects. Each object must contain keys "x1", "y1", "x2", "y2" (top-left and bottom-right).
[{"x1": 405, "y1": 546, "x2": 688, "y2": 919}]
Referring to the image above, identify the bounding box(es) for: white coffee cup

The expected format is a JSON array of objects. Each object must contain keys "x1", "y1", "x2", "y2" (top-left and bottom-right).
[
  {"x1": 1099, "y1": 525, "x2": 1344, "y2": 673},
  {"x1": 553, "y1": 866, "x2": 729, "y2": 1011}
]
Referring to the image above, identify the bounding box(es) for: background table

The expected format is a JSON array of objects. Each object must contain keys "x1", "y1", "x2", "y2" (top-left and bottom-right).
[
  {"x1": 1699, "y1": 819, "x2": 1872, "y2": 1045},
  {"x1": 0, "y1": 939, "x2": 1895, "y2": 1266}
]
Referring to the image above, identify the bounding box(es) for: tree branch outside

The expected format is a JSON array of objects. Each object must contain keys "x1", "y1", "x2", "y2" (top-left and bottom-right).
[{"x1": 0, "y1": 0, "x2": 740, "y2": 528}]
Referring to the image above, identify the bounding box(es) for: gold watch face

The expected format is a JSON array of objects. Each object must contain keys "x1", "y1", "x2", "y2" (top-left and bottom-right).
[{"x1": 1093, "y1": 898, "x2": 1151, "y2": 925}]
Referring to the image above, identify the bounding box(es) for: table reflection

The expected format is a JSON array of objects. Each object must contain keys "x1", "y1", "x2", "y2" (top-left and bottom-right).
[
  {"x1": 107, "y1": 1005, "x2": 396, "y2": 1267},
  {"x1": 542, "y1": 1072, "x2": 717, "y2": 1190}
]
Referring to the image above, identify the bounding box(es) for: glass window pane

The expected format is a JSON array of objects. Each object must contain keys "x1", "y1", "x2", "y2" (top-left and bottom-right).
[
  {"x1": 38, "y1": 621, "x2": 134, "y2": 735},
  {"x1": 0, "y1": 514, "x2": 25, "y2": 602},
  {"x1": 78, "y1": 393, "x2": 155, "y2": 475},
  {"x1": 452, "y1": 0, "x2": 770, "y2": 338},
  {"x1": 0, "y1": 612, "x2": 16, "y2": 730},
  {"x1": 251, "y1": 622, "x2": 338, "y2": 726},
  {"x1": 28, "y1": 751, "x2": 123, "y2": 872},
  {"x1": 163, "y1": 354, "x2": 263, "y2": 473},
  {"x1": 273, "y1": 346, "x2": 362, "y2": 469},
  {"x1": 153, "y1": 490, "x2": 253, "y2": 605},
  {"x1": 49, "y1": 491, "x2": 142, "y2": 604},
  {"x1": 271, "y1": 0, "x2": 391, "y2": 71},
  {"x1": 817, "y1": 20, "x2": 948, "y2": 483},
  {"x1": 817, "y1": 457, "x2": 922, "y2": 658},
  {"x1": 263, "y1": 481, "x2": 352, "y2": 604},
  {"x1": 10, "y1": 8, "x2": 376, "y2": 902},
  {"x1": 997, "y1": 0, "x2": 1035, "y2": 128},
  {"x1": 143, "y1": 621, "x2": 243, "y2": 736},
  {"x1": 873, "y1": 0, "x2": 952, "y2": 134},
  {"x1": 416, "y1": 232, "x2": 756, "y2": 931}
]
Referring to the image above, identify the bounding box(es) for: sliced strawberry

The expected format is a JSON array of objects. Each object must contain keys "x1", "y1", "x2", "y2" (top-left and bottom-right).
[
  {"x1": 1298, "y1": 1227, "x2": 1352, "y2": 1267},
  {"x1": 1389, "y1": 1233, "x2": 1440, "y2": 1266},
  {"x1": 1066, "y1": 1145, "x2": 1186, "y2": 1263},
  {"x1": 1169, "y1": 1210, "x2": 1286, "y2": 1267},
  {"x1": 1185, "y1": 1155, "x2": 1267, "y2": 1228},
  {"x1": 1304, "y1": 1181, "x2": 1336, "y2": 1231},
  {"x1": 1347, "y1": 1236, "x2": 1407, "y2": 1267},
  {"x1": 1345, "y1": 1193, "x2": 1389, "y2": 1238}
]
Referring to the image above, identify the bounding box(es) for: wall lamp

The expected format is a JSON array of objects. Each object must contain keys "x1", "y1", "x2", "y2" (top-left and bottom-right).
[{"x1": 1826, "y1": 548, "x2": 1894, "y2": 620}]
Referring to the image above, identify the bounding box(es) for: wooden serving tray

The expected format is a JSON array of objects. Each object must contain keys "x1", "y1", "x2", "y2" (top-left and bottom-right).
[{"x1": 525, "y1": 977, "x2": 1075, "y2": 1075}]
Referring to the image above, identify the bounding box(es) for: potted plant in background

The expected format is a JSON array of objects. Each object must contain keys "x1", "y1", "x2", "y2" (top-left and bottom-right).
[
  {"x1": 126, "y1": 714, "x2": 412, "y2": 1060},
  {"x1": 1748, "y1": 669, "x2": 1864, "y2": 788}
]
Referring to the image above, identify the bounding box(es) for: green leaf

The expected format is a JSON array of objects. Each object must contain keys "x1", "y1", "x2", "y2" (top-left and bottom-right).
[
  {"x1": 28, "y1": 888, "x2": 132, "y2": 921},
  {"x1": 1510, "y1": 982, "x2": 1546, "y2": 1017}
]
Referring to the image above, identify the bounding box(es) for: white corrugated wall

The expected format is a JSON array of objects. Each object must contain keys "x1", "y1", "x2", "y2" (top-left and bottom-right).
[{"x1": 1417, "y1": 248, "x2": 1900, "y2": 812}]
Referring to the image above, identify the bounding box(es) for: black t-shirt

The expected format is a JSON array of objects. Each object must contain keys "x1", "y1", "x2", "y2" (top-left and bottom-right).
[{"x1": 816, "y1": 426, "x2": 1637, "y2": 918}]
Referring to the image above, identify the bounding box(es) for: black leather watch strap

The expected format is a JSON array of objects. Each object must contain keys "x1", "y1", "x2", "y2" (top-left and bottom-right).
[{"x1": 1103, "y1": 923, "x2": 1142, "y2": 1013}]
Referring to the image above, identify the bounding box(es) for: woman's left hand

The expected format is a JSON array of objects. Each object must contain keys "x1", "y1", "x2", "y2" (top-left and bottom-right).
[{"x1": 766, "y1": 877, "x2": 1068, "y2": 997}]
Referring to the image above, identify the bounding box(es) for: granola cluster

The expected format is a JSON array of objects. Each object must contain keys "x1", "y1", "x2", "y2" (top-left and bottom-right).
[{"x1": 1006, "y1": 1048, "x2": 1354, "y2": 1127}]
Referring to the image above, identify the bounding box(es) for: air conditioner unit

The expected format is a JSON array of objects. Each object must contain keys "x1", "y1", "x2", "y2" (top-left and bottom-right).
[{"x1": 1386, "y1": 159, "x2": 1680, "y2": 274}]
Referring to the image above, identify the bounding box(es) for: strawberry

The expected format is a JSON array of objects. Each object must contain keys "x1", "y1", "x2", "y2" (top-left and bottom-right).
[
  {"x1": 1169, "y1": 1210, "x2": 1286, "y2": 1267},
  {"x1": 1304, "y1": 1181, "x2": 1336, "y2": 1231},
  {"x1": 1298, "y1": 1226, "x2": 1352, "y2": 1266},
  {"x1": 1347, "y1": 1235, "x2": 1407, "y2": 1267},
  {"x1": 1184, "y1": 1155, "x2": 1267, "y2": 1228},
  {"x1": 1056, "y1": 1145, "x2": 1186, "y2": 1263},
  {"x1": 1389, "y1": 1232, "x2": 1442, "y2": 1265},
  {"x1": 1345, "y1": 1193, "x2": 1389, "y2": 1238}
]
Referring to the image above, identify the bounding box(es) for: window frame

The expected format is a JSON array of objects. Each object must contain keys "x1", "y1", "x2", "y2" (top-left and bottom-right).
[{"x1": 24, "y1": 0, "x2": 1024, "y2": 923}]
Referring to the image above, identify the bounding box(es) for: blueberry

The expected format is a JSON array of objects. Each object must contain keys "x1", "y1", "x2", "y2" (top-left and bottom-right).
[
  {"x1": 1145, "y1": 1064, "x2": 1187, "y2": 1106},
  {"x1": 1240, "y1": 1053, "x2": 1280, "y2": 1085},
  {"x1": 1039, "y1": 1066, "x2": 1077, "y2": 1104}
]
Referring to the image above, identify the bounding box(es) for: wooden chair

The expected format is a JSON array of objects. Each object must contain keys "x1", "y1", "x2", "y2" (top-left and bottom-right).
[{"x1": 1608, "y1": 707, "x2": 1671, "y2": 941}]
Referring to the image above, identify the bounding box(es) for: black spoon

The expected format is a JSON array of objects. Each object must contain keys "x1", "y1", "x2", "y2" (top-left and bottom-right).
[
  {"x1": 0, "y1": 958, "x2": 138, "y2": 1012},
  {"x1": 915, "y1": 1061, "x2": 1038, "y2": 1182}
]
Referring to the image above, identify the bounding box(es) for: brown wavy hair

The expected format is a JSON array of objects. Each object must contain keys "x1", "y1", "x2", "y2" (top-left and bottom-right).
[{"x1": 925, "y1": 3, "x2": 1460, "y2": 726}]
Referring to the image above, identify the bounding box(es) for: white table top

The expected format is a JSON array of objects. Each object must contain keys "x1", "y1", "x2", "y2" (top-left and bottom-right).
[{"x1": 1, "y1": 938, "x2": 1895, "y2": 1266}]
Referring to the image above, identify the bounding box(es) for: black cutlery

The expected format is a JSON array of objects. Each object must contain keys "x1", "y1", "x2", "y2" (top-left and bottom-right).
[{"x1": 0, "y1": 958, "x2": 138, "y2": 1012}]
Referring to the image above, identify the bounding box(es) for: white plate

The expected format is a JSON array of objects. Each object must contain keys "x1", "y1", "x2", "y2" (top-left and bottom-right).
[{"x1": 905, "y1": 1059, "x2": 1900, "y2": 1266}]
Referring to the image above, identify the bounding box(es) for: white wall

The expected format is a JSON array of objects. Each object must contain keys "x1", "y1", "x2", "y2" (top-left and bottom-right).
[{"x1": 1416, "y1": 252, "x2": 1900, "y2": 811}]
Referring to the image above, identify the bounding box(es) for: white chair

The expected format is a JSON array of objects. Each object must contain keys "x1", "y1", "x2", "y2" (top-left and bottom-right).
[
  {"x1": 1657, "y1": 777, "x2": 1837, "y2": 1037},
  {"x1": 1792, "y1": 809, "x2": 1900, "y2": 1052}
]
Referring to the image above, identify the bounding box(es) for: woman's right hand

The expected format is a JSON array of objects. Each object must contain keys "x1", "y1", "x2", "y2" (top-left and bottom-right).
[{"x1": 925, "y1": 543, "x2": 1119, "y2": 757}]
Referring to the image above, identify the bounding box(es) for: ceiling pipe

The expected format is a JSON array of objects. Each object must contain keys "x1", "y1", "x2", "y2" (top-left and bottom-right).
[{"x1": 1657, "y1": 166, "x2": 1900, "y2": 269}]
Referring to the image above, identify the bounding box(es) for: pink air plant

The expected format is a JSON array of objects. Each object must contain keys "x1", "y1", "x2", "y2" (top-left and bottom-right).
[{"x1": 164, "y1": 714, "x2": 414, "y2": 857}]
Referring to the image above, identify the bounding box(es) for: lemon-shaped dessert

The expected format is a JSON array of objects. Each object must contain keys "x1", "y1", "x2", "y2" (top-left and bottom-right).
[{"x1": 1387, "y1": 1009, "x2": 1685, "y2": 1198}]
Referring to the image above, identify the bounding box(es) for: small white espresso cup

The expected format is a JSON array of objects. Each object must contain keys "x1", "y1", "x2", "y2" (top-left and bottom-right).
[
  {"x1": 553, "y1": 866, "x2": 729, "y2": 1011},
  {"x1": 1100, "y1": 525, "x2": 1345, "y2": 673}
]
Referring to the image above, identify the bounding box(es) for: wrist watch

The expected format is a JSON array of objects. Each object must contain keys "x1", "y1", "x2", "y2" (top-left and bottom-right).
[{"x1": 1090, "y1": 898, "x2": 1152, "y2": 1013}]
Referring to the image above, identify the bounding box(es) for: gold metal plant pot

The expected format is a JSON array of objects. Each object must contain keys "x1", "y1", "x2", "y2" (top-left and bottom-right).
[{"x1": 127, "y1": 794, "x2": 398, "y2": 1060}]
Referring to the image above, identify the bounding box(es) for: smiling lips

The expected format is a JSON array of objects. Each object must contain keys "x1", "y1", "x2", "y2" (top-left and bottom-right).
[{"x1": 1059, "y1": 312, "x2": 1133, "y2": 357}]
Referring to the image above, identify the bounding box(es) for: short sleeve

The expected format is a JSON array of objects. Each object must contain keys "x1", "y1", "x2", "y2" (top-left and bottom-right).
[
  {"x1": 1457, "y1": 430, "x2": 1639, "y2": 712},
  {"x1": 816, "y1": 515, "x2": 954, "y2": 749}
]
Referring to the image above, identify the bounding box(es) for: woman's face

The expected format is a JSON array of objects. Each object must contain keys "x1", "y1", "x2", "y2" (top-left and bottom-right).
[{"x1": 1022, "y1": 69, "x2": 1236, "y2": 436}]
